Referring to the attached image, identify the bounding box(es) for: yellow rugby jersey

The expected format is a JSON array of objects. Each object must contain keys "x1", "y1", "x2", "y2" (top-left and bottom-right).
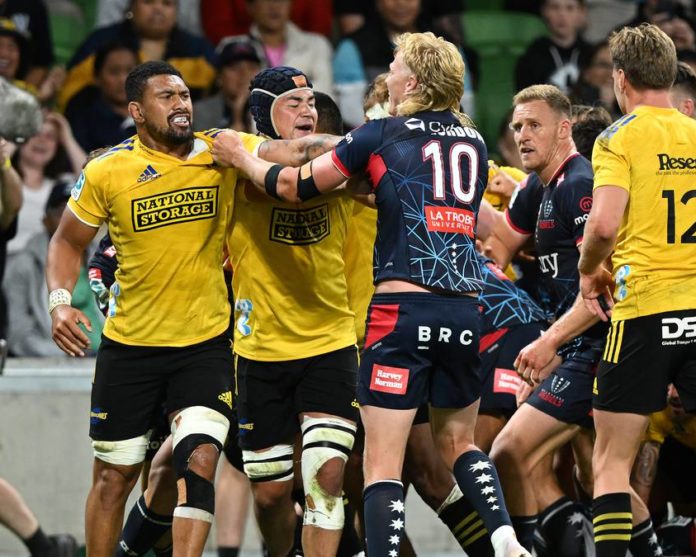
[
  {"x1": 484, "y1": 163, "x2": 527, "y2": 211},
  {"x1": 645, "y1": 406, "x2": 696, "y2": 451},
  {"x1": 592, "y1": 106, "x2": 696, "y2": 320},
  {"x1": 68, "y1": 131, "x2": 265, "y2": 347},
  {"x1": 228, "y1": 184, "x2": 357, "y2": 361},
  {"x1": 343, "y1": 203, "x2": 378, "y2": 347}
]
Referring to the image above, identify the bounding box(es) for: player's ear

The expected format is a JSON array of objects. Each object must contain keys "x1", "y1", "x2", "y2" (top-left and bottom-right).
[
  {"x1": 558, "y1": 117, "x2": 572, "y2": 140},
  {"x1": 128, "y1": 101, "x2": 145, "y2": 124}
]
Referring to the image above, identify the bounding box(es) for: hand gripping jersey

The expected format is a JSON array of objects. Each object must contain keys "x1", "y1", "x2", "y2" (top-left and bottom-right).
[
  {"x1": 68, "y1": 131, "x2": 266, "y2": 347},
  {"x1": 592, "y1": 106, "x2": 696, "y2": 320},
  {"x1": 507, "y1": 153, "x2": 606, "y2": 340},
  {"x1": 477, "y1": 253, "x2": 550, "y2": 335},
  {"x1": 332, "y1": 110, "x2": 488, "y2": 293}
]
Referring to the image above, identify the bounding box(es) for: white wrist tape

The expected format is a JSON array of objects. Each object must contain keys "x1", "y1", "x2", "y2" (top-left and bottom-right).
[{"x1": 48, "y1": 288, "x2": 72, "y2": 314}]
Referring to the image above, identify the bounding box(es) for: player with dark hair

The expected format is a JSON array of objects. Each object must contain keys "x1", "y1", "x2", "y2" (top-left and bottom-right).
[
  {"x1": 670, "y1": 60, "x2": 696, "y2": 117},
  {"x1": 46, "y1": 59, "x2": 341, "y2": 557},
  {"x1": 214, "y1": 32, "x2": 530, "y2": 557}
]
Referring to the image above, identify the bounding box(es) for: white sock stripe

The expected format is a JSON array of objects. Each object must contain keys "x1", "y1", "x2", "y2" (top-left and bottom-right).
[
  {"x1": 173, "y1": 506, "x2": 214, "y2": 523},
  {"x1": 633, "y1": 521, "x2": 653, "y2": 538}
]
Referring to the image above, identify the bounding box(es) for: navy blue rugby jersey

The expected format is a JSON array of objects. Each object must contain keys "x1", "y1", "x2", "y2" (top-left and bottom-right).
[
  {"x1": 508, "y1": 153, "x2": 605, "y2": 339},
  {"x1": 477, "y1": 253, "x2": 550, "y2": 335},
  {"x1": 332, "y1": 111, "x2": 488, "y2": 293}
]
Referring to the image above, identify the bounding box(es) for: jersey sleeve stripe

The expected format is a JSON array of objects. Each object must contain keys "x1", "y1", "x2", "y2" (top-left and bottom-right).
[
  {"x1": 331, "y1": 149, "x2": 351, "y2": 178},
  {"x1": 67, "y1": 204, "x2": 101, "y2": 228},
  {"x1": 504, "y1": 209, "x2": 532, "y2": 235}
]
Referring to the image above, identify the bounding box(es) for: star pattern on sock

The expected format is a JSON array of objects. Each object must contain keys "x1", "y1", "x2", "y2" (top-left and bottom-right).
[
  {"x1": 648, "y1": 533, "x2": 658, "y2": 546},
  {"x1": 474, "y1": 473, "x2": 493, "y2": 484},
  {"x1": 568, "y1": 512, "x2": 585, "y2": 525},
  {"x1": 491, "y1": 505, "x2": 500, "y2": 510},
  {"x1": 389, "y1": 550, "x2": 398, "y2": 557},
  {"x1": 389, "y1": 535, "x2": 400, "y2": 546},
  {"x1": 481, "y1": 486, "x2": 495, "y2": 495},
  {"x1": 486, "y1": 496, "x2": 497, "y2": 504},
  {"x1": 469, "y1": 460, "x2": 493, "y2": 472},
  {"x1": 389, "y1": 499, "x2": 405, "y2": 513},
  {"x1": 391, "y1": 518, "x2": 404, "y2": 531}
]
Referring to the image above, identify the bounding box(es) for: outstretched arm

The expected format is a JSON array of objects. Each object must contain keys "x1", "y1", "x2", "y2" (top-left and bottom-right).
[{"x1": 212, "y1": 130, "x2": 347, "y2": 203}]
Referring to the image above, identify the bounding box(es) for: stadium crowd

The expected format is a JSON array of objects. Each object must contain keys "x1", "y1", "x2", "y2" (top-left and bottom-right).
[{"x1": 0, "y1": 0, "x2": 695, "y2": 556}]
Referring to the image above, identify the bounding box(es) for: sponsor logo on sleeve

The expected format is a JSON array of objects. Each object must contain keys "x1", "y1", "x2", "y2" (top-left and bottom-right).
[
  {"x1": 71, "y1": 171, "x2": 86, "y2": 201},
  {"x1": 131, "y1": 186, "x2": 219, "y2": 231}
]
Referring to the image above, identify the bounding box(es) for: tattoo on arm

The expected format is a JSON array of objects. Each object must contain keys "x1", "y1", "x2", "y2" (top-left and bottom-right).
[{"x1": 300, "y1": 134, "x2": 341, "y2": 163}]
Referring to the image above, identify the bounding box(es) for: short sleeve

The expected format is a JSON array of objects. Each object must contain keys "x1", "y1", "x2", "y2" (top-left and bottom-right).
[
  {"x1": 239, "y1": 132, "x2": 267, "y2": 156},
  {"x1": 592, "y1": 129, "x2": 631, "y2": 192},
  {"x1": 332, "y1": 120, "x2": 384, "y2": 178},
  {"x1": 67, "y1": 164, "x2": 108, "y2": 227},
  {"x1": 558, "y1": 172, "x2": 594, "y2": 246},
  {"x1": 644, "y1": 411, "x2": 668, "y2": 445},
  {"x1": 505, "y1": 174, "x2": 541, "y2": 235}
]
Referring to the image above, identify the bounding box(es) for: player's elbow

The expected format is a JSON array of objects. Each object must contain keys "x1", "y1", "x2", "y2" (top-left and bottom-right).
[
  {"x1": 588, "y1": 215, "x2": 618, "y2": 243},
  {"x1": 277, "y1": 167, "x2": 300, "y2": 203}
]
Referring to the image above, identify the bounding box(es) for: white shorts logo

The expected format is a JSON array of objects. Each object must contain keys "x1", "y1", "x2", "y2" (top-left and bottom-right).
[{"x1": 661, "y1": 316, "x2": 696, "y2": 340}]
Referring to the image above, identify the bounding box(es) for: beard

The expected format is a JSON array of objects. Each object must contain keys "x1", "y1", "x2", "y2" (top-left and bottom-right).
[{"x1": 145, "y1": 118, "x2": 193, "y2": 146}]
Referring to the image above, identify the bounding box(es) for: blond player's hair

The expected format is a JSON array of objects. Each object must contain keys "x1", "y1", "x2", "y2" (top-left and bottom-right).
[
  {"x1": 609, "y1": 23, "x2": 677, "y2": 91},
  {"x1": 513, "y1": 84, "x2": 572, "y2": 119},
  {"x1": 394, "y1": 32, "x2": 473, "y2": 127}
]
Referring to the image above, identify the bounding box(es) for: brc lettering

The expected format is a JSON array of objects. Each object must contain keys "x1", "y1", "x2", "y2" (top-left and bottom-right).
[{"x1": 418, "y1": 326, "x2": 473, "y2": 345}]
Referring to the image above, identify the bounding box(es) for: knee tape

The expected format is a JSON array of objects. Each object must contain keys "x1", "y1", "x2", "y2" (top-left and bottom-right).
[
  {"x1": 170, "y1": 407, "x2": 229, "y2": 523},
  {"x1": 92, "y1": 430, "x2": 151, "y2": 465},
  {"x1": 172, "y1": 469, "x2": 216, "y2": 523},
  {"x1": 301, "y1": 417, "x2": 357, "y2": 530},
  {"x1": 242, "y1": 444, "x2": 294, "y2": 482}
]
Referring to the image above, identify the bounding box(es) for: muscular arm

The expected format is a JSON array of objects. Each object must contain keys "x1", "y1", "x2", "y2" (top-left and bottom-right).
[
  {"x1": 516, "y1": 293, "x2": 600, "y2": 384},
  {"x1": 46, "y1": 209, "x2": 100, "y2": 356},
  {"x1": 256, "y1": 133, "x2": 342, "y2": 166},
  {"x1": 0, "y1": 155, "x2": 22, "y2": 231},
  {"x1": 483, "y1": 210, "x2": 530, "y2": 268},
  {"x1": 630, "y1": 440, "x2": 661, "y2": 506},
  {"x1": 578, "y1": 185, "x2": 628, "y2": 273}
]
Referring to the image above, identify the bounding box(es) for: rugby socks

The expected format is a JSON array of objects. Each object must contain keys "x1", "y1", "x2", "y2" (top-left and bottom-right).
[
  {"x1": 510, "y1": 516, "x2": 537, "y2": 551},
  {"x1": 116, "y1": 495, "x2": 173, "y2": 556},
  {"x1": 538, "y1": 496, "x2": 587, "y2": 557},
  {"x1": 23, "y1": 527, "x2": 53, "y2": 557},
  {"x1": 363, "y1": 480, "x2": 405, "y2": 557},
  {"x1": 453, "y1": 451, "x2": 513, "y2": 544},
  {"x1": 437, "y1": 485, "x2": 494, "y2": 556},
  {"x1": 629, "y1": 519, "x2": 663, "y2": 557},
  {"x1": 218, "y1": 548, "x2": 240, "y2": 557},
  {"x1": 592, "y1": 492, "x2": 632, "y2": 557}
]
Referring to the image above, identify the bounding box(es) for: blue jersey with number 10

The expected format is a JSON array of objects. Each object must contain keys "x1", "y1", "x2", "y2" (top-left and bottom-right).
[{"x1": 332, "y1": 111, "x2": 488, "y2": 294}]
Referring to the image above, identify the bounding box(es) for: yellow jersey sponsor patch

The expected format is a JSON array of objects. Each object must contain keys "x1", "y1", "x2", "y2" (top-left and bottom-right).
[
  {"x1": 132, "y1": 186, "x2": 219, "y2": 231},
  {"x1": 270, "y1": 204, "x2": 330, "y2": 245}
]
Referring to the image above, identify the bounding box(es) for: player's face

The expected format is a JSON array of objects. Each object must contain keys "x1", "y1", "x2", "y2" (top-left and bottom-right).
[
  {"x1": 136, "y1": 74, "x2": 193, "y2": 145},
  {"x1": 132, "y1": 0, "x2": 177, "y2": 40},
  {"x1": 0, "y1": 36, "x2": 20, "y2": 80},
  {"x1": 511, "y1": 100, "x2": 565, "y2": 173},
  {"x1": 272, "y1": 89, "x2": 317, "y2": 139},
  {"x1": 96, "y1": 48, "x2": 138, "y2": 106},
  {"x1": 386, "y1": 52, "x2": 415, "y2": 115}
]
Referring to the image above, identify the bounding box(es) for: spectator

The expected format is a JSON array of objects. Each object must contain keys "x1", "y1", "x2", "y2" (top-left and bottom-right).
[
  {"x1": 0, "y1": 137, "x2": 22, "y2": 342},
  {"x1": 244, "y1": 0, "x2": 332, "y2": 94},
  {"x1": 96, "y1": 0, "x2": 204, "y2": 36},
  {"x1": 8, "y1": 112, "x2": 86, "y2": 254},
  {"x1": 0, "y1": 18, "x2": 64, "y2": 104},
  {"x1": 200, "y1": 0, "x2": 333, "y2": 45},
  {"x1": 583, "y1": 0, "x2": 637, "y2": 44},
  {"x1": 333, "y1": 0, "x2": 476, "y2": 128},
  {"x1": 0, "y1": 0, "x2": 55, "y2": 89},
  {"x1": 194, "y1": 36, "x2": 261, "y2": 132},
  {"x1": 66, "y1": 41, "x2": 138, "y2": 153},
  {"x1": 5, "y1": 179, "x2": 103, "y2": 356},
  {"x1": 571, "y1": 40, "x2": 621, "y2": 118},
  {"x1": 678, "y1": 48, "x2": 696, "y2": 73},
  {"x1": 58, "y1": 0, "x2": 217, "y2": 110},
  {"x1": 626, "y1": 0, "x2": 696, "y2": 51},
  {"x1": 670, "y1": 60, "x2": 696, "y2": 118},
  {"x1": 515, "y1": 0, "x2": 593, "y2": 94}
]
